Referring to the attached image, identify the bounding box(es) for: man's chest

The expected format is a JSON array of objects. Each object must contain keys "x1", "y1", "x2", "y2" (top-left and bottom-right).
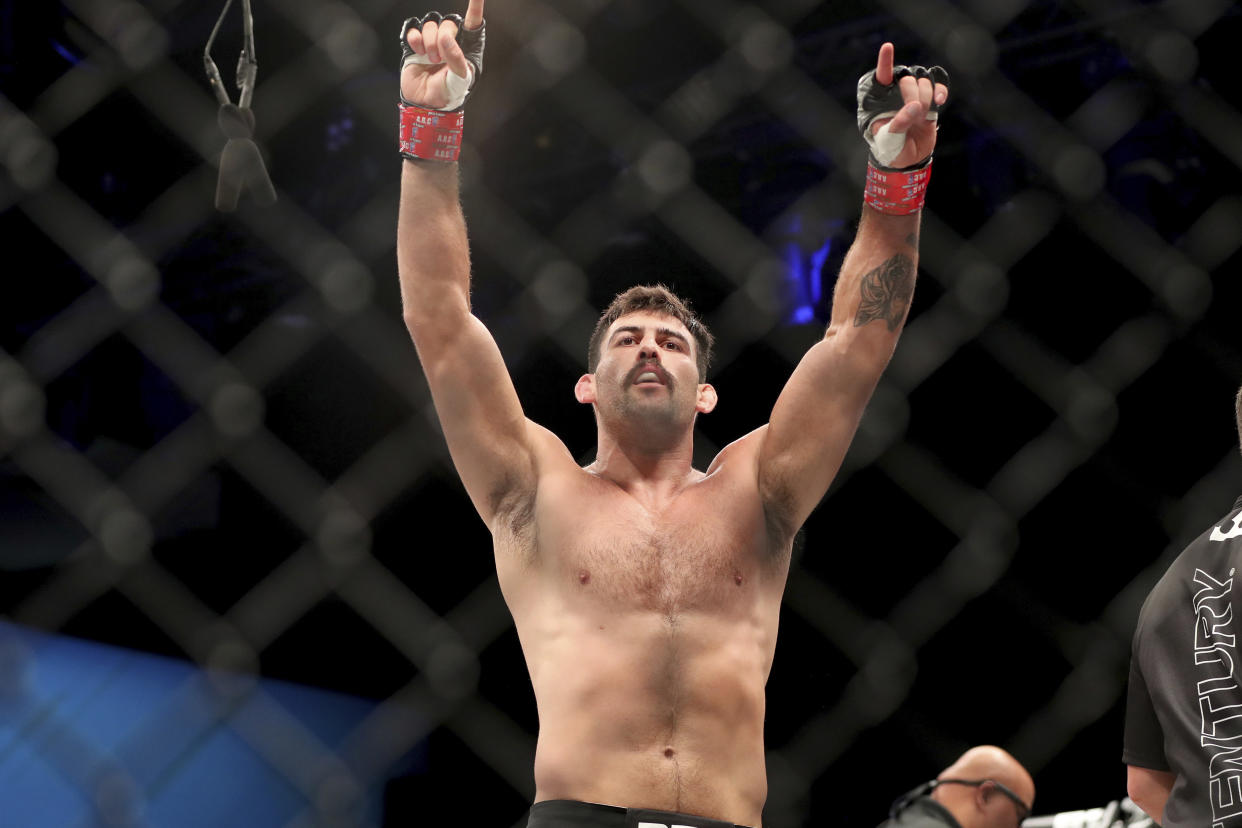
[{"x1": 526, "y1": 476, "x2": 780, "y2": 613}]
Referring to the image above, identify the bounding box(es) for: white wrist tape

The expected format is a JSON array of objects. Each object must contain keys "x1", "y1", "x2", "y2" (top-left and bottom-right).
[
  {"x1": 867, "y1": 116, "x2": 903, "y2": 167},
  {"x1": 866, "y1": 110, "x2": 941, "y2": 168},
  {"x1": 402, "y1": 55, "x2": 475, "y2": 111}
]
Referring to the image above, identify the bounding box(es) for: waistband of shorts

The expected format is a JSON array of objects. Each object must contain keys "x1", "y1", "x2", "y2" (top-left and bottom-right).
[{"x1": 528, "y1": 799, "x2": 751, "y2": 828}]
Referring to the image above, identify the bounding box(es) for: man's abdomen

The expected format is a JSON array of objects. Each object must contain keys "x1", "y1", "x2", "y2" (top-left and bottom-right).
[{"x1": 524, "y1": 611, "x2": 772, "y2": 827}]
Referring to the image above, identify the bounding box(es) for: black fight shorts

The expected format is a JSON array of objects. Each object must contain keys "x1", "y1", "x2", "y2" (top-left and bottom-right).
[{"x1": 526, "y1": 799, "x2": 753, "y2": 828}]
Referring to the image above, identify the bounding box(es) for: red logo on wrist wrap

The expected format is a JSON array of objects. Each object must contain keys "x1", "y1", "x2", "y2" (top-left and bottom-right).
[
  {"x1": 864, "y1": 162, "x2": 932, "y2": 215},
  {"x1": 399, "y1": 104, "x2": 464, "y2": 162}
]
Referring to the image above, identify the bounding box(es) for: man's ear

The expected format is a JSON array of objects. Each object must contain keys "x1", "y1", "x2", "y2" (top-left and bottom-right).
[
  {"x1": 974, "y1": 782, "x2": 992, "y2": 812},
  {"x1": 696, "y1": 383, "x2": 718, "y2": 414},
  {"x1": 575, "y1": 373, "x2": 596, "y2": 404}
]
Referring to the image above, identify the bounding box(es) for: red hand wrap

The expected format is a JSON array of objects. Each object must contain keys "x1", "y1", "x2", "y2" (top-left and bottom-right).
[
  {"x1": 864, "y1": 161, "x2": 932, "y2": 215},
  {"x1": 399, "y1": 104, "x2": 464, "y2": 163}
]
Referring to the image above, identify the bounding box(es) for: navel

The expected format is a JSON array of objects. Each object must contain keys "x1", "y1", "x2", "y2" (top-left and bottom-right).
[
  {"x1": 578, "y1": 569, "x2": 591, "y2": 585},
  {"x1": 734, "y1": 571, "x2": 743, "y2": 586},
  {"x1": 663, "y1": 747, "x2": 675, "y2": 759}
]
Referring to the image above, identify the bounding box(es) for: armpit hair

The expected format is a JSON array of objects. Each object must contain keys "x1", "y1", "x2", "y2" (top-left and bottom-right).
[
  {"x1": 490, "y1": 478, "x2": 537, "y2": 559},
  {"x1": 762, "y1": 485, "x2": 803, "y2": 563}
]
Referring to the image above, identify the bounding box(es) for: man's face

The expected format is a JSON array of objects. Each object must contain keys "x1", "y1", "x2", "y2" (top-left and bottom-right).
[{"x1": 588, "y1": 311, "x2": 708, "y2": 430}]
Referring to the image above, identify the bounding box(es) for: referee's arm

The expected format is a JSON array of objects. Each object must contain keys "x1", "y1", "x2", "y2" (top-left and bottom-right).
[
  {"x1": 1127, "y1": 765, "x2": 1173, "y2": 822},
  {"x1": 1123, "y1": 610, "x2": 1173, "y2": 823}
]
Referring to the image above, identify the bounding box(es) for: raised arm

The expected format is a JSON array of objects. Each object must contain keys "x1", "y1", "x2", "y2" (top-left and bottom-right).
[
  {"x1": 398, "y1": 2, "x2": 541, "y2": 528},
  {"x1": 758, "y1": 43, "x2": 949, "y2": 534}
]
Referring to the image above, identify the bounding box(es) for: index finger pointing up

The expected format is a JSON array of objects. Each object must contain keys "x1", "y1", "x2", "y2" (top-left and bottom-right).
[
  {"x1": 876, "y1": 42, "x2": 894, "y2": 86},
  {"x1": 464, "y1": 0, "x2": 484, "y2": 29}
]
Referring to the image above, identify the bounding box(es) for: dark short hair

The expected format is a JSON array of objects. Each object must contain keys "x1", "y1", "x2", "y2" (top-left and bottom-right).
[{"x1": 587, "y1": 285, "x2": 715, "y2": 381}]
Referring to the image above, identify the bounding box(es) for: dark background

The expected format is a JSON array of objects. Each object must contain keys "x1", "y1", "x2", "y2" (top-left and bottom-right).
[{"x1": 3, "y1": 0, "x2": 1242, "y2": 825}]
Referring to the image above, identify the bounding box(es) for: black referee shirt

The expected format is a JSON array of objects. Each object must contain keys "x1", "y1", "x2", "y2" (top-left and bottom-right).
[{"x1": 1124, "y1": 495, "x2": 1242, "y2": 828}]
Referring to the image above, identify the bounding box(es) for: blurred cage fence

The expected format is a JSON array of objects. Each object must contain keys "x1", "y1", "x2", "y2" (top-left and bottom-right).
[{"x1": 2, "y1": 0, "x2": 1242, "y2": 826}]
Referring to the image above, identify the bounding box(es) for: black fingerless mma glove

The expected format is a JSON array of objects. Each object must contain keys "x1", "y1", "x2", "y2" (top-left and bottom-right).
[
  {"x1": 397, "y1": 12, "x2": 486, "y2": 162},
  {"x1": 856, "y1": 63, "x2": 949, "y2": 171}
]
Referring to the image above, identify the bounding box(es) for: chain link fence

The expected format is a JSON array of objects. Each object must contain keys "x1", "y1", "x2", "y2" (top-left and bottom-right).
[{"x1": 3, "y1": 0, "x2": 1241, "y2": 825}]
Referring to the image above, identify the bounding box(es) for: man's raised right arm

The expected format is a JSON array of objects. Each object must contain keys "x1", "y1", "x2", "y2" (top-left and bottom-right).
[{"x1": 397, "y1": 4, "x2": 538, "y2": 528}]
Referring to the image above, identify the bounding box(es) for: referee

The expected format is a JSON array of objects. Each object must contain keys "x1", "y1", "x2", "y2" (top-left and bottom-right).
[{"x1": 1124, "y1": 385, "x2": 1242, "y2": 826}]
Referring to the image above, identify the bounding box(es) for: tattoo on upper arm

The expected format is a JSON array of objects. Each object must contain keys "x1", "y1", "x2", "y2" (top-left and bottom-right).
[
  {"x1": 853, "y1": 254, "x2": 915, "y2": 332},
  {"x1": 905, "y1": 232, "x2": 919, "y2": 249}
]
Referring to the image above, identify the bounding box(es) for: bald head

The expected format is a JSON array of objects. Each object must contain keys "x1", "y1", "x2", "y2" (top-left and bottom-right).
[
  {"x1": 940, "y1": 745, "x2": 1032, "y2": 791},
  {"x1": 931, "y1": 746, "x2": 1035, "y2": 828}
]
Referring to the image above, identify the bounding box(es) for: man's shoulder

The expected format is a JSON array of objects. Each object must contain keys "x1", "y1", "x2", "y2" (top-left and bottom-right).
[
  {"x1": 524, "y1": 421, "x2": 583, "y2": 472},
  {"x1": 1155, "y1": 496, "x2": 1242, "y2": 565},
  {"x1": 1204, "y1": 495, "x2": 1242, "y2": 545},
  {"x1": 704, "y1": 425, "x2": 768, "y2": 475},
  {"x1": 707, "y1": 424, "x2": 815, "y2": 543},
  {"x1": 1137, "y1": 496, "x2": 1242, "y2": 635},
  {"x1": 1162, "y1": 497, "x2": 1242, "y2": 579},
  {"x1": 485, "y1": 421, "x2": 577, "y2": 532}
]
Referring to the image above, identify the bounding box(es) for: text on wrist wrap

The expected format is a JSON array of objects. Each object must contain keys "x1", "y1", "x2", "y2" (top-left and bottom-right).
[
  {"x1": 864, "y1": 162, "x2": 932, "y2": 216},
  {"x1": 399, "y1": 103, "x2": 463, "y2": 162}
]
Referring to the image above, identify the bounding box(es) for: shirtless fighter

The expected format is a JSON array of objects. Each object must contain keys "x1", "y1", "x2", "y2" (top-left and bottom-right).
[{"x1": 397, "y1": 4, "x2": 949, "y2": 826}]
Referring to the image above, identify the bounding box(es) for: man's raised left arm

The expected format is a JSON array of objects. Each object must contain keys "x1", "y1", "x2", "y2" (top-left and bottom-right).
[{"x1": 757, "y1": 42, "x2": 949, "y2": 534}]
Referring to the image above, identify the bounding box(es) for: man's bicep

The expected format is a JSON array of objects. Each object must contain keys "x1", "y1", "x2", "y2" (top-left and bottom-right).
[
  {"x1": 416, "y1": 314, "x2": 539, "y2": 525},
  {"x1": 758, "y1": 333, "x2": 887, "y2": 530}
]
